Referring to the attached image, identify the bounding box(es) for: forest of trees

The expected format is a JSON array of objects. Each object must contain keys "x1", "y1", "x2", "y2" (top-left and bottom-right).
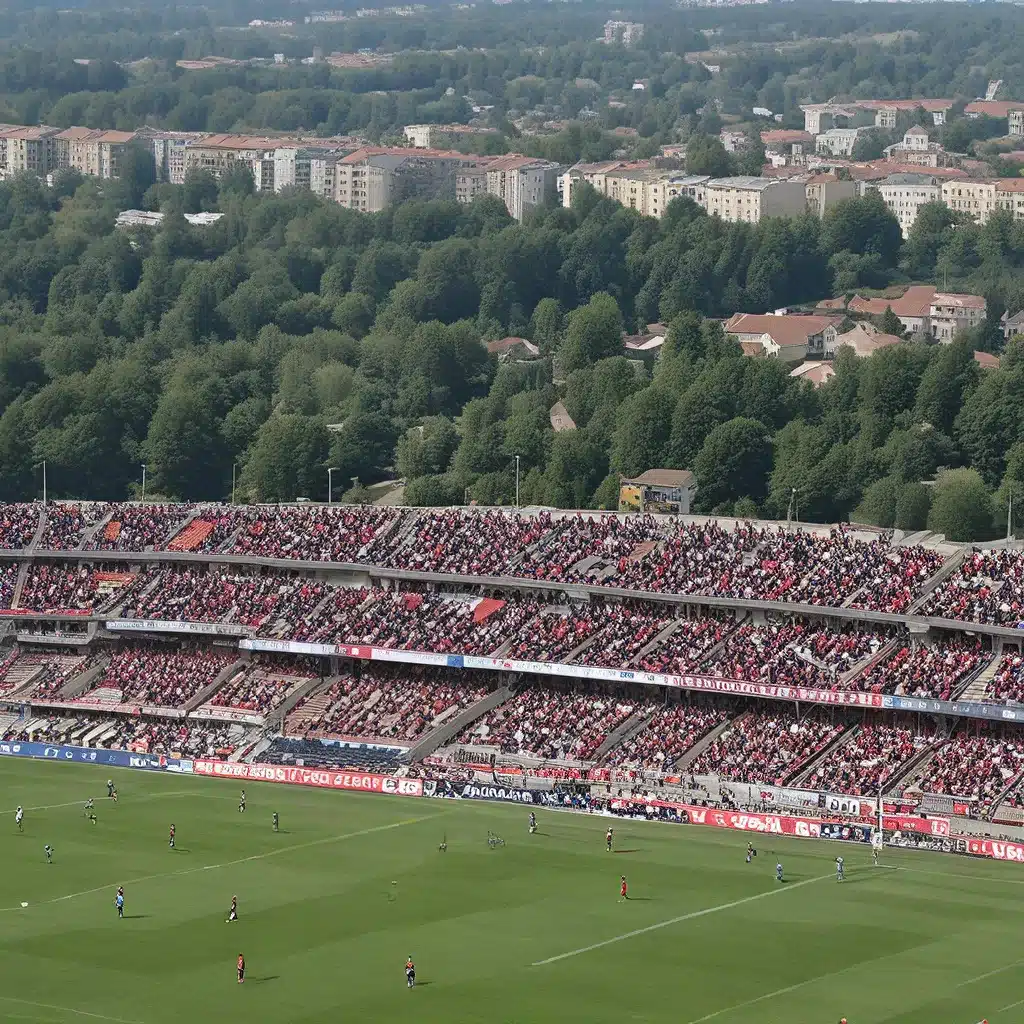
[{"x1": 0, "y1": 158, "x2": 1023, "y2": 541}]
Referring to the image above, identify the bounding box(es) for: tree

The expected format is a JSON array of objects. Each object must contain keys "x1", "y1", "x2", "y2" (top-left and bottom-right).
[
  {"x1": 609, "y1": 386, "x2": 674, "y2": 476},
  {"x1": 894, "y1": 482, "x2": 931, "y2": 531},
  {"x1": 693, "y1": 417, "x2": 772, "y2": 513},
  {"x1": 530, "y1": 297, "x2": 563, "y2": 352},
  {"x1": 330, "y1": 410, "x2": 398, "y2": 486},
  {"x1": 685, "y1": 134, "x2": 734, "y2": 177},
  {"x1": 396, "y1": 416, "x2": 459, "y2": 480},
  {"x1": 143, "y1": 386, "x2": 227, "y2": 500},
  {"x1": 242, "y1": 415, "x2": 330, "y2": 502},
  {"x1": 821, "y1": 191, "x2": 902, "y2": 268},
  {"x1": 852, "y1": 474, "x2": 902, "y2": 528},
  {"x1": 926, "y1": 467, "x2": 995, "y2": 541},
  {"x1": 879, "y1": 306, "x2": 905, "y2": 339},
  {"x1": 560, "y1": 292, "x2": 624, "y2": 374}
]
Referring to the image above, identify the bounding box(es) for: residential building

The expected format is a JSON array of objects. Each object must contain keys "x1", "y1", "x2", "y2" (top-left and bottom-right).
[
  {"x1": 704, "y1": 176, "x2": 806, "y2": 224},
  {"x1": 486, "y1": 337, "x2": 540, "y2": 362},
  {"x1": 789, "y1": 361, "x2": 836, "y2": 387},
  {"x1": 55, "y1": 128, "x2": 136, "y2": 179},
  {"x1": 805, "y1": 173, "x2": 856, "y2": 218},
  {"x1": 873, "y1": 173, "x2": 941, "y2": 237},
  {"x1": 549, "y1": 401, "x2": 576, "y2": 433},
  {"x1": 800, "y1": 104, "x2": 856, "y2": 135},
  {"x1": 815, "y1": 127, "x2": 865, "y2": 158},
  {"x1": 115, "y1": 210, "x2": 223, "y2": 228},
  {"x1": 310, "y1": 155, "x2": 338, "y2": 200},
  {"x1": 1011, "y1": 109, "x2": 1024, "y2": 138},
  {"x1": 941, "y1": 179, "x2": 998, "y2": 225},
  {"x1": 182, "y1": 134, "x2": 289, "y2": 179},
  {"x1": 930, "y1": 292, "x2": 986, "y2": 343},
  {"x1": 1001, "y1": 310, "x2": 1024, "y2": 340},
  {"x1": 761, "y1": 129, "x2": 814, "y2": 168},
  {"x1": 618, "y1": 470, "x2": 696, "y2": 516},
  {"x1": 653, "y1": 174, "x2": 709, "y2": 215},
  {"x1": 723, "y1": 313, "x2": 842, "y2": 363},
  {"x1": 848, "y1": 285, "x2": 935, "y2": 336},
  {"x1": 0, "y1": 125, "x2": 61, "y2": 176},
  {"x1": 995, "y1": 179, "x2": 1024, "y2": 222},
  {"x1": 146, "y1": 130, "x2": 205, "y2": 184},
  {"x1": 402, "y1": 124, "x2": 497, "y2": 149},
  {"x1": 603, "y1": 20, "x2": 643, "y2": 45},
  {"x1": 720, "y1": 129, "x2": 748, "y2": 153},
  {"x1": 827, "y1": 321, "x2": 901, "y2": 358},
  {"x1": 483, "y1": 155, "x2": 559, "y2": 221},
  {"x1": 883, "y1": 125, "x2": 947, "y2": 168},
  {"x1": 456, "y1": 166, "x2": 487, "y2": 204}
]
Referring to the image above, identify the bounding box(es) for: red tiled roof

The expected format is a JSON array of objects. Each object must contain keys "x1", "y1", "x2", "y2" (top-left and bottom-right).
[
  {"x1": 974, "y1": 350, "x2": 1000, "y2": 370},
  {"x1": 849, "y1": 285, "x2": 936, "y2": 318},
  {"x1": 725, "y1": 313, "x2": 841, "y2": 348}
]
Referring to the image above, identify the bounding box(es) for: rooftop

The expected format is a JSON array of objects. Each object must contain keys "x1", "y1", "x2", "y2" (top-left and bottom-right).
[{"x1": 624, "y1": 469, "x2": 696, "y2": 489}]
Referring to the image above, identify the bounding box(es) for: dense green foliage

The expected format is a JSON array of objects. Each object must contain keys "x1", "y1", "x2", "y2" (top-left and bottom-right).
[{"x1": 0, "y1": 162, "x2": 1021, "y2": 540}]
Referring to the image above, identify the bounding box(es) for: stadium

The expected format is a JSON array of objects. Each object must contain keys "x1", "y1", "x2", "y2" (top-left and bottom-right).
[{"x1": 3, "y1": 500, "x2": 1024, "y2": 1023}]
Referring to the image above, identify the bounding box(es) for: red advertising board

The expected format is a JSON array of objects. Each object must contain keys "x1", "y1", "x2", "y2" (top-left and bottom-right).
[
  {"x1": 882, "y1": 814, "x2": 950, "y2": 837},
  {"x1": 191, "y1": 759, "x2": 423, "y2": 797},
  {"x1": 964, "y1": 837, "x2": 1024, "y2": 863}
]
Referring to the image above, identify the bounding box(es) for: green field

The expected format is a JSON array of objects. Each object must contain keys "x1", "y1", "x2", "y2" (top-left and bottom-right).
[{"x1": 1, "y1": 760, "x2": 1024, "y2": 1024}]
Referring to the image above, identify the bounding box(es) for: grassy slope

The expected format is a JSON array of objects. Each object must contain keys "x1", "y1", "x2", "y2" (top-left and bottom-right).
[{"x1": 0, "y1": 758, "x2": 1023, "y2": 1024}]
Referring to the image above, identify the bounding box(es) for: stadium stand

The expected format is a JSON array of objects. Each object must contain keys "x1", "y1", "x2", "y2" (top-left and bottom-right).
[
  {"x1": 0, "y1": 562, "x2": 18, "y2": 609},
  {"x1": 229, "y1": 505, "x2": 398, "y2": 562},
  {"x1": 689, "y1": 708, "x2": 845, "y2": 785},
  {"x1": 910, "y1": 727, "x2": 1024, "y2": 810},
  {"x1": 457, "y1": 682, "x2": 637, "y2": 761},
  {"x1": 38, "y1": 503, "x2": 110, "y2": 550},
  {"x1": 263, "y1": 736, "x2": 404, "y2": 772},
  {"x1": 922, "y1": 550, "x2": 1024, "y2": 625},
  {"x1": 0, "y1": 504, "x2": 39, "y2": 549},
  {"x1": 856, "y1": 636, "x2": 987, "y2": 699},
  {"x1": 88, "y1": 504, "x2": 194, "y2": 551},
  {"x1": 207, "y1": 655, "x2": 319, "y2": 715},
  {"x1": 602, "y1": 699, "x2": 732, "y2": 772},
  {"x1": 17, "y1": 565, "x2": 140, "y2": 614}
]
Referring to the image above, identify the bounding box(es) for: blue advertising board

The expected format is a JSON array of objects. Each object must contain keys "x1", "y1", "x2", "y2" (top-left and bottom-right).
[{"x1": 0, "y1": 740, "x2": 192, "y2": 774}]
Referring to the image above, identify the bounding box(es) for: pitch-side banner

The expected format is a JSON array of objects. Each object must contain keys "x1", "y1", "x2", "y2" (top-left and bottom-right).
[
  {"x1": 0, "y1": 739, "x2": 192, "y2": 773},
  {"x1": 191, "y1": 759, "x2": 423, "y2": 796},
  {"x1": 882, "y1": 814, "x2": 950, "y2": 837},
  {"x1": 964, "y1": 837, "x2": 1024, "y2": 862}
]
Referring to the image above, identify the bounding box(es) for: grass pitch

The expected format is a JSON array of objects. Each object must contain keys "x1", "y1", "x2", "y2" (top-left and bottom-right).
[{"x1": 1, "y1": 760, "x2": 1024, "y2": 1023}]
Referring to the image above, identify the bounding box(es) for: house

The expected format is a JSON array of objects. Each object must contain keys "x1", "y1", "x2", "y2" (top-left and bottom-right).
[
  {"x1": 930, "y1": 293, "x2": 986, "y2": 343},
  {"x1": 618, "y1": 469, "x2": 696, "y2": 515},
  {"x1": 761, "y1": 129, "x2": 814, "y2": 168},
  {"x1": 723, "y1": 313, "x2": 842, "y2": 363},
  {"x1": 720, "y1": 129, "x2": 748, "y2": 153},
  {"x1": 848, "y1": 285, "x2": 937, "y2": 336},
  {"x1": 883, "y1": 125, "x2": 951, "y2": 169},
  {"x1": 974, "y1": 351, "x2": 1000, "y2": 371},
  {"x1": 623, "y1": 332, "x2": 665, "y2": 357},
  {"x1": 1011, "y1": 110, "x2": 1024, "y2": 138},
  {"x1": 995, "y1": 179, "x2": 1024, "y2": 222},
  {"x1": 829, "y1": 321, "x2": 902, "y2": 358},
  {"x1": 789, "y1": 361, "x2": 836, "y2": 387},
  {"x1": 486, "y1": 336, "x2": 540, "y2": 361},
  {"x1": 815, "y1": 127, "x2": 866, "y2": 158},
  {"x1": 1001, "y1": 309, "x2": 1024, "y2": 340},
  {"x1": 549, "y1": 402, "x2": 576, "y2": 432}
]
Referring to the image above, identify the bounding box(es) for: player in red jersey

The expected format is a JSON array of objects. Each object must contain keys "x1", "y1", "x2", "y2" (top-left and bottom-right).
[
  {"x1": 168, "y1": 823, "x2": 175, "y2": 849},
  {"x1": 237, "y1": 954, "x2": 245, "y2": 984},
  {"x1": 619, "y1": 875, "x2": 628, "y2": 901}
]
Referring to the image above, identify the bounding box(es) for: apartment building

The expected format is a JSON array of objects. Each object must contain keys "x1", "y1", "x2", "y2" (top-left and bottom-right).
[
  {"x1": 761, "y1": 129, "x2": 814, "y2": 168},
  {"x1": 183, "y1": 135, "x2": 289, "y2": 179},
  {"x1": 805, "y1": 173, "x2": 856, "y2": 218},
  {"x1": 146, "y1": 130, "x2": 206, "y2": 184},
  {"x1": 703, "y1": 176, "x2": 806, "y2": 224},
  {"x1": 930, "y1": 292, "x2": 986, "y2": 343},
  {"x1": 1011, "y1": 109, "x2": 1024, "y2": 137},
  {"x1": 55, "y1": 128, "x2": 136, "y2": 179},
  {"x1": 941, "y1": 179, "x2": 997, "y2": 225},
  {"x1": 995, "y1": 178, "x2": 1024, "y2": 221},
  {"x1": 874, "y1": 173, "x2": 941, "y2": 237},
  {"x1": 0, "y1": 125, "x2": 61, "y2": 176},
  {"x1": 483, "y1": 155, "x2": 558, "y2": 221}
]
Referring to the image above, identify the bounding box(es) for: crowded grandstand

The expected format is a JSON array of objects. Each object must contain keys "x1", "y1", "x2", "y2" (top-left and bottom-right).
[{"x1": 2, "y1": 500, "x2": 1024, "y2": 835}]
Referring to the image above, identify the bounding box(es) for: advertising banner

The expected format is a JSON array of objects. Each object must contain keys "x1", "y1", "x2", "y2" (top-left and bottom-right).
[
  {"x1": 191, "y1": 759, "x2": 423, "y2": 797},
  {"x1": 882, "y1": 814, "x2": 950, "y2": 837},
  {"x1": 238, "y1": 638, "x2": 373, "y2": 659},
  {"x1": 107, "y1": 619, "x2": 252, "y2": 637},
  {"x1": 0, "y1": 740, "x2": 192, "y2": 773},
  {"x1": 963, "y1": 837, "x2": 1024, "y2": 863}
]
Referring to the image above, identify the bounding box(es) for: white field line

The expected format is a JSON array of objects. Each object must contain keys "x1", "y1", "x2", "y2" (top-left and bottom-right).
[
  {"x1": 532, "y1": 873, "x2": 833, "y2": 966},
  {"x1": 0, "y1": 996, "x2": 144, "y2": 1024},
  {"x1": 0, "y1": 814, "x2": 438, "y2": 914},
  {"x1": 955, "y1": 958, "x2": 1024, "y2": 987},
  {"x1": 2, "y1": 792, "x2": 198, "y2": 816}
]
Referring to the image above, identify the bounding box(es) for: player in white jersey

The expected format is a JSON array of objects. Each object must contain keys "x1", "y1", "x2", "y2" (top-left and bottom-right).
[
  {"x1": 15, "y1": 806, "x2": 23, "y2": 831},
  {"x1": 835, "y1": 856, "x2": 845, "y2": 882}
]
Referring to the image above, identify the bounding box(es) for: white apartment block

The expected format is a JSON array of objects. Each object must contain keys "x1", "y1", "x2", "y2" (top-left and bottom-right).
[
  {"x1": 703, "y1": 176, "x2": 806, "y2": 224},
  {"x1": 874, "y1": 173, "x2": 941, "y2": 237},
  {"x1": 603, "y1": 19, "x2": 643, "y2": 45},
  {"x1": 995, "y1": 179, "x2": 1024, "y2": 221},
  {"x1": 941, "y1": 180, "x2": 997, "y2": 225},
  {"x1": 1010, "y1": 109, "x2": 1024, "y2": 137}
]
